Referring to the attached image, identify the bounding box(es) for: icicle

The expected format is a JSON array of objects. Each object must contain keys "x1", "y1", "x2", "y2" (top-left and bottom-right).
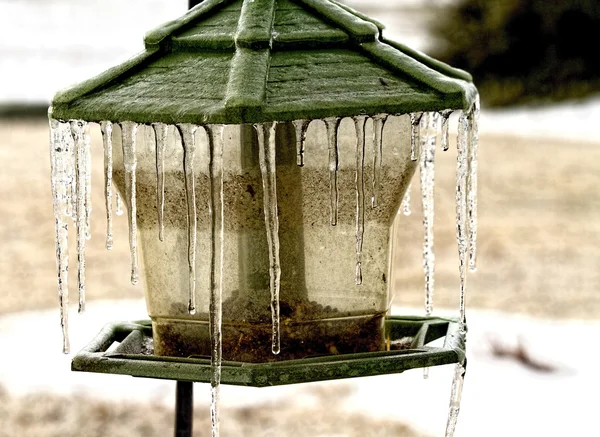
[
  {"x1": 420, "y1": 113, "x2": 438, "y2": 381},
  {"x1": 292, "y1": 119, "x2": 310, "y2": 167},
  {"x1": 420, "y1": 113, "x2": 438, "y2": 317},
  {"x1": 206, "y1": 125, "x2": 224, "y2": 437},
  {"x1": 445, "y1": 362, "x2": 466, "y2": 437},
  {"x1": 70, "y1": 120, "x2": 89, "y2": 313},
  {"x1": 401, "y1": 184, "x2": 411, "y2": 216},
  {"x1": 456, "y1": 112, "x2": 469, "y2": 332},
  {"x1": 120, "y1": 121, "x2": 139, "y2": 286},
  {"x1": 409, "y1": 112, "x2": 423, "y2": 161},
  {"x1": 84, "y1": 126, "x2": 92, "y2": 241},
  {"x1": 49, "y1": 118, "x2": 72, "y2": 353},
  {"x1": 116, "y1": 192, "x2": 124, "y2": 216},
  {"x1": 153, "y1": 123, "x2": 168, "y2": 242},
  {"x1": 354, "y1": 116, "x2": 367, "y2": 285},
  {"x1": 467, "y1": 97, "x2": 480, "y2": 272},
  {"x1": 440, "y1": 110, "x2": 453, "y2": 151},
  {"x1": 255, "y1": 122, "x2": 281, "y2": 355},
  {"x1": 371, "y1": 114, "x2": 387, "y2": 208},
  {"x1": 178, "y1": 124, "x2": 199, "y2": 315},
  {"x1": 101, "y1": 121, "x2": 114, "y2": 250},
  {"x1": 324, "y1": 117, "x2": 341, "y2": 226}
]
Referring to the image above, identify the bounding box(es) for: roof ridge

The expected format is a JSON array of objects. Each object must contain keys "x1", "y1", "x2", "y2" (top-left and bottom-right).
[
  {"x1": 292, "y1": 0, "x2": 379, "y2": 43},
  {"x1": 144, "y1": 0, "x2": 236, "y2": 48}
]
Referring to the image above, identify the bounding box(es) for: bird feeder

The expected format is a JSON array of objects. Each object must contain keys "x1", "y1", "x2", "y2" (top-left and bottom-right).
[{"x1": 48, "y1": 0, "x2": 479, "y2": 436}]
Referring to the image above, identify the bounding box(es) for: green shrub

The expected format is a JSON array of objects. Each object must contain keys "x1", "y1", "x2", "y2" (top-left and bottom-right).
[{"x1": 430, "y1": 0, "x2": 600, "y2": 106}]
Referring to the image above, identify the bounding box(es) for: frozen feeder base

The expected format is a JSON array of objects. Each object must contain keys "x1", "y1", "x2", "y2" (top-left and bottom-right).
[{"x1": 72, "y1": 316, "x2": 465, "y2": 387}]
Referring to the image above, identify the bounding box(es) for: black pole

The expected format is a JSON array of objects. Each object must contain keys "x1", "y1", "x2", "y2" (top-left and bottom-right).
[
  {"x1": 175, "y1": 381, "x2": 194, "y2": 437},
  {"x1": 189, "y1": 0, "x2": 203, "y2": 8}
]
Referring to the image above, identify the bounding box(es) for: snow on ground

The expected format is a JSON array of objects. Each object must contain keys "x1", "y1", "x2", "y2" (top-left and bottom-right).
[{"x1": 0, "y1": 300, "x2": 598, "y2": 437}]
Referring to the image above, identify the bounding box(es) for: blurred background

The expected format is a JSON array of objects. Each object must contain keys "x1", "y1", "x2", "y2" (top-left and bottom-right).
[{"x1": 1, "y1": 0, "x2": 599, "y2": 436}]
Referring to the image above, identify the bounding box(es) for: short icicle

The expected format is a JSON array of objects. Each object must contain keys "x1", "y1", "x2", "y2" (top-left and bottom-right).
[
  {"x1": 101, "y1": 121, "x2": 114, "y2": 250},
  {"x1": 206, "y1": 125, "x2": 225, "y2": 437},
  {"x1": 292, "y1": 119, "x2": 310, "y2": 167},
  {"x1": 467, "y1": 96, "x2": 480, "y2": 272},
  {"x1": 401, "y1": 184, "x2": 411, "y2": 216},
  {"x1": 440, "y1": 110, "x2": 453, "y2": 151},
  {"x1": 371, "y1": 115, "x2": 388, "y2": 208},
  {"x1": 152, "y1": 123, "x2": 168, "y2": 242},
  {"x1": 255, "y1": 122, "x2": 281, "y2": 355},
  {"x1": 354, "y1": 116, "x2": 367, "y2": 285},
  {"x1": 120, "y1": 121, "x2": 140, "y2": 286},
  {"x1": 325, "y1": 117, "x2": 341, "y2": 226},
  {"x1": 409, "y1": 112, "x2": 423, "y2": 161},
  {"x1": 445, "y1": 362, "x2": 466, "y2": 437},
  {"x1": 49, "y1": 118, "x2": 72, "y2": 353},
  {"x1": 70, "y1": 120, "x2": 89, "y2": 313},
  {"x1": 419, "y1": 113, "x2": 438, "y2": 380},
  {"x1": 420, "y1": 113, "x2": 438, "y2": 317},
  {"x1": 177, "y1": 124, "x2": 199, "y2": 315},
  {"x1": 456, "y1": 112, "x2": 469, "y2": 332}
]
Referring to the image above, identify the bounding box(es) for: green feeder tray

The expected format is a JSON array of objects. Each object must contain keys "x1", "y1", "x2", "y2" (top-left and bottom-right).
[{"x1": 72, "y1": 316, "x2": 465, "y2": 387}]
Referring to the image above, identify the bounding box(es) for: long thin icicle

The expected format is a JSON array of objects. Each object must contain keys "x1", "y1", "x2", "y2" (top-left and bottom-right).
[
  {"x1": 440, "y1": 110, "x2": 453, "y2": 151},
  {"x1": 70, "y1": 120, "x2": 88, "y2": 313},
  {"x1": 84, "y1": 126, "x2": 92, "y2": 241},
  {"x1": 467, "y1": 97, "x2": 480, "y2": 272},
  {"x1": 255, "y1": 122, "x2": 281, "y2": 355},
  {"x1": 445, "y1": 362, "x2": 466, "y2": 437},
  {"x1": 325, "y1": 117, "x2": 341, "y2": 226},
  {"x1": 420, "y1": 113, "x2": 438, "y2": 381},
  {"x1": 292, "y1": 119, "x2": 310, "y2": 167},
  {"x1": 372, "y1": 114, "x2": 387, "y2": 208},
  {"x1": 354, "y1": 116, "x2": 367, "y2": 285},
  {"x1": 410, "y1": 112, "x2": 423, "y2": 161},
  {"x1": 101, "y1": 121, "x2": 114, "y2": 250},
  {"x1": 178, "y1": 124, "x2": 199, "y2": 315},
  {"x1": 153, "y1": 123, "x2": 168, "y2": 242},
  {"x1": 456, "y1": 112, "x2": 469, "y2": 332},
  {"x1": 420, "y1": 113, "x2": 438, "y2": 317},
  {"x1": 206, "y1": 125, "x2": 224, "y2": 437},
  {"x1": 49, "y1": 118, "x2": 71, "y2": 353},
  {"x1": 401, "y1": 184, "x2": 411, "y2": 216},
  {"x1": 121, "y1": 121, "x2": 139, "y2": 286}
]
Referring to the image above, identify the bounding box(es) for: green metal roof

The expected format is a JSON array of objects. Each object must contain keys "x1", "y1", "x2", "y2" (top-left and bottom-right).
[{"x1": 50, "y1": 0, "x2": 477, "y2": 125}]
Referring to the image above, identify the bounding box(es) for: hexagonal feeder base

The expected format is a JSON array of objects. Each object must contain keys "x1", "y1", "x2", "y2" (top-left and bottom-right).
[{"x1": 72, "y1": 316, "x2": 465, "y2": 387}]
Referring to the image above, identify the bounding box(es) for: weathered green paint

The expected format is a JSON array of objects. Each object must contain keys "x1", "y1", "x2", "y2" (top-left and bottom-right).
[
  {"x1": 50, "y1": 0, "x2": 476, "y2": 125},
  {"x1": 72, "y1": 317, "x2": 466, "y2": 387}
]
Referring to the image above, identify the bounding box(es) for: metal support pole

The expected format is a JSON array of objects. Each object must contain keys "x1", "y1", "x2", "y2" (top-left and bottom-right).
[{"x1": 175, "y1": 381, "x2": 194, "y2": 437}]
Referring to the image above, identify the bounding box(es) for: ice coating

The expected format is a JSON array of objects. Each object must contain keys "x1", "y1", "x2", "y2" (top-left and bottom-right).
[
  {"x1": 49, "y1": 118, "x2": 72, "y2": 353},
  {"x1": 153, "y1": 123, "x2": 168, "y2": 242},
  {"x1": 120, "y1": 121, "x2": 139, "y2": 286},
  {"x1": 419, "y1": 112, "x2": 438, "y2": 316},
  {"x1": 372, "y1": 115, "x2": 388, "y2": 208},
  {"x1": 255, "y1": 122, "x2": 281, "y2": 354},
  {"x1": 353, "y1": 116, "x2": 367, "y2": 285},
  {"x1": 456, "y1": 112, "x2": 469, "y2": 332},
  {"x1": 467, "y1": 97, "x2": 480, "y2": 272},
  {"x1": 100, "y1": 121, "x2": 114, "y2": 250},
  {"x1": 70, "y1": 120, "x2": 89, "y2": 313},
  {"x1": 178, "y1": 124, "x2": 199, "y2": 315},
  {"x1": 409, "y1": 112, "x2": 423, "y2": 161},
  {"x1": 292, "y1": 119, "x2": 310, "y2": 167},
  {"x1": 440, "y1": 110, "x2": 453, "y2": 152},
  {"x1": 401, "y1": 183, "x2": 411, "y2": 216},
  {"x1": 445, "y1": 363, "x2": 466, "y2": 437},
  {"x1": 115, "y1": 192, "x2": 124, "y2": 216},
  {"x1": 325, "y1": 117, "x2": 341, "y2": 226},
  {"x1": 206, "y1": 125, "x2": 224, "y2": 437}
]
